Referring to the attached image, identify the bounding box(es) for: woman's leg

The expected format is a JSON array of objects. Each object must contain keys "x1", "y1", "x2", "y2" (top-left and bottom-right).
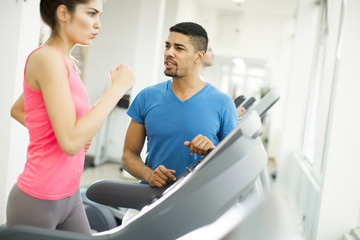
[
  {"x1": 6, "y1": 184, "x2": 91, "y2": 235},
  {"x1": 56, "y1": 188, "x2": 91, "y2": 235},
  {"x1": 6, "y1": 184, "x2": 60, "y2": 229}
]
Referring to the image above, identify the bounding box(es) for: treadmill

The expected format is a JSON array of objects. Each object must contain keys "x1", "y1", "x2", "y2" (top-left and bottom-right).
[{"x1": 0, "y1": 89, "x2": 280, "y2": 240}]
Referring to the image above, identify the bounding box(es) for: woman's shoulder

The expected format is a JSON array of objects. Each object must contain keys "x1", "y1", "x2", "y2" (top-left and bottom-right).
[
  {"x1": 27, "y1": 46, "x2": 67, "y2": 74},
  {"x1": 28, "y1": 46, "x2": 63, "y2": 64},
  {"x1": 25, "y1": 46, "x2": 69, "y2": 88}
]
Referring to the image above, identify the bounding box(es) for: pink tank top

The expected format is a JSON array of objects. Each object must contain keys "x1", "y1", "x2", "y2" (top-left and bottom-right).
[{"x1": 17, "y1": 46, "x2": 91, "y2": 200}]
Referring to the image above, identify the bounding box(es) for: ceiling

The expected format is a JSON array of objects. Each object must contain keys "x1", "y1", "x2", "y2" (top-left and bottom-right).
[{"x1": 195, "y1": 0, "x2": 299, "y2": 17}]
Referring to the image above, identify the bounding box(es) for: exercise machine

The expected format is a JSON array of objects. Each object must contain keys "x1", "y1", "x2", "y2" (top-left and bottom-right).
[{"x1": 0, "y1": 89, "x2": 280, "y2": 240}]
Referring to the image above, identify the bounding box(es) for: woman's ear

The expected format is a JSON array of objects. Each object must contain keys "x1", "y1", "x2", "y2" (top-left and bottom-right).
[
  {"x1": 56, "y1": 4, "x2": 69, "y2": 23},
  {"x1": 195, "y1": 51, "x2": 205, "y2": 64}
]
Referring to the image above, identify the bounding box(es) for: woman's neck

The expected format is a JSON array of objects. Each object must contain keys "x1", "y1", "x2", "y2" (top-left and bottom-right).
[
  {"x1": 45, "y1": 34, "x2": 74, "y2": 57},
  {"x1": 45, "y1": 35, "x2": 76, "y2": 64}
]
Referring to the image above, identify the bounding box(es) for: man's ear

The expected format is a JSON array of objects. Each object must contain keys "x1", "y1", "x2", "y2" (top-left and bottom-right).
[
  {"x1": 56, "y1": 4, "x2": 69, "y2": 23},
  {"x1": 195, "y1": 51, "x2": 205, "y2": 64}
]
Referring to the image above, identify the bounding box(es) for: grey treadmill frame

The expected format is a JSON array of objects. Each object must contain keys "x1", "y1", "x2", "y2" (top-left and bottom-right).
[{"x1": 0, "y1": 89, "x2": 280, "y2": 240}]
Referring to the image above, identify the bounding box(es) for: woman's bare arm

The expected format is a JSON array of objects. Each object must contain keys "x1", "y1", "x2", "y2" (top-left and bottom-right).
[
  {"x1": 11, "y1": 93, "x2": 26, "y2": 127},
  {"x1": 28, "y1": 47, "x2": 135, "y2": 155}
]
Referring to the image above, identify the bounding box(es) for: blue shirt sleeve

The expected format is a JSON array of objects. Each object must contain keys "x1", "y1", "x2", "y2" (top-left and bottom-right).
[
  {"x1": 219, "y1": 96, "x2": 238, "y2": 140},
  {"x1": 126, "y1": 89, "x2": 147, "y2": 125}
]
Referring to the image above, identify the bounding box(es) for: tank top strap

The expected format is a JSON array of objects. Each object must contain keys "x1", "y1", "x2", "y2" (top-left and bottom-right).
[
  {"x1": 23, "y1": 45, "x2": 78, "y2": 90},
  {"x1": 29, "y1": 45, "x2": 76, "y2": 72},
  {"x1": 44, "y1": 45, "x2": 76, "y2": 71}
]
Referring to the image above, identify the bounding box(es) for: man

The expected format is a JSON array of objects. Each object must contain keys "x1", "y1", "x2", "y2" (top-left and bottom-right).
[
  {"x1": 199, "y1": 42, "x2": 246, "y2": 118},
  {"x1": 121, "y1": 22, "x2": 238, "y2": 188},
  {"x1": 199, "y1": 42, "x2": 215, "y2": 75}
]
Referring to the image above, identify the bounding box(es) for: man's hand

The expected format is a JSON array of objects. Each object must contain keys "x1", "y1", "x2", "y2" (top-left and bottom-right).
[
  {"x1": 237, "y1": 106, "x2": 246, "y2": 118},
  {"x1": 149, "y1": 165, "x2": 176, "y2": 187},
  {"x1": 184, "y1": 134, "x2": 215, "y2": 156}
]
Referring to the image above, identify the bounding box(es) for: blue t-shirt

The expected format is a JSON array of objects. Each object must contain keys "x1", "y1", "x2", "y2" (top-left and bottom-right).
[{"x1": 127, "y1": 80, "x2": 238, "y2": 180}]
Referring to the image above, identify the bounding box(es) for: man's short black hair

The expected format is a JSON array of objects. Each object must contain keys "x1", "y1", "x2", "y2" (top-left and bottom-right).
[{"x1": 169, "y1": 22, "x2": 208, "y2": 52}]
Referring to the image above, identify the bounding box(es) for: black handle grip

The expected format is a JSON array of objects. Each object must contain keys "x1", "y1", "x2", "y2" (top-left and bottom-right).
[
  {"x1": 234, "y1": 95, "x2": 246, "y2": 108},
  {"x1": 242, "y1": 97, "x2": 256, "y2": 110}
]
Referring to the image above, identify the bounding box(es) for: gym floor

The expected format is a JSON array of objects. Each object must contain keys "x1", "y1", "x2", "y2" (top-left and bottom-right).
[{"x1": 80, "y1": 161, "x2": 137, "y2": 187}]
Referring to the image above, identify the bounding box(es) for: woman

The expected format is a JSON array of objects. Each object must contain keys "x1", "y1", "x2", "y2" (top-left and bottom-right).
[{"x1": 7, "y1": 0, "x2": 135, "y2": 235}]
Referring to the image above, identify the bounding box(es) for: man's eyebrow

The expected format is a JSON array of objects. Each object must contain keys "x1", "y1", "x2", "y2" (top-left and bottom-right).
[
  {"x1": 165, "y1": 41, "x2": 186, "y2": 47},
  {"x1": 174, "y1": 43, "x2": 186, "y2": 48}
]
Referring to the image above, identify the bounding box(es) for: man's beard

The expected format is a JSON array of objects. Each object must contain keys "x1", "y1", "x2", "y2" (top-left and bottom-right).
[{"x1": 164, "y1": 69, "x2": 178, "y2": 77}]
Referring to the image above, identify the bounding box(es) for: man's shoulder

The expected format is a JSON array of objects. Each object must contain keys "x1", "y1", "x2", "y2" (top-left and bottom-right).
[
  {"x1": 135, "y1": 80, "x2": 170, "y2": 101},
  {"x1": 206, "y1": 83, "x2": 232, "y2": 100},
  {"x1": 144, "y1": 79, "x2": 170, "y2": 92}
]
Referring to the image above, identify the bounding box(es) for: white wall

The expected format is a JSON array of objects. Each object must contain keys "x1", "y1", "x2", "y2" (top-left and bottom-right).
[
  {"x1": 275, "y1": 0, "x2": 326, "y2": 238},
  {"x1": 193, "y1": 3, "x2": 298, "y2": 162},
  {"x1": 89, "y1": 0, "x2": 299, "y2": 164},
  {"x1": 82, "y1": 0, "x2": 142, "y2": 161},
  {"x1": 315, "y1": 0, "x2": 360, "y2": 238},
  {"x1": 276, "y1": 0, "x2": 330, "y2": 238},
  {"x1": 278, "y1": 0, "x2": 321, "y2": 166},
  {"x1": 175, "y1": 0, "x2": 198, "y2": 23},
  {"x1": 84, "y1": 0, "x2": 167, "y2": 163},
  {"x1": 84, "y1": 0, "x2": 141, "y2": 106},
  {"x1": 0, "y1": 0, "x2": 40, "y2": 224},
  {"x1": 277, "y1": 0, "x2": 360, "y2": 239}
]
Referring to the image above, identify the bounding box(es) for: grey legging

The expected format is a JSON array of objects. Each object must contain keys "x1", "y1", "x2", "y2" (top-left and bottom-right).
[{"x1": 6, "y1": 184, "x2": 91, "y2": 235}]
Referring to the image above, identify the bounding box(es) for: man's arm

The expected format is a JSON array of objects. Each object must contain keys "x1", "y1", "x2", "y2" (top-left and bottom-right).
[
  {"x1": 122, "y1": 119, "x2": 176, "y2": 187},
  {"x1": 11, "y1": 93, "x2": 26, "y2": 127}
]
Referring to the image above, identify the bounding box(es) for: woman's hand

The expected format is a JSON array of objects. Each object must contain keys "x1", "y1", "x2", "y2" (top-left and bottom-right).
[
  {"x1": 84, "y1": 139, "x2": 92, "y2": 152},
  {"x1": 110, "y1": 63, "x2": 136, "y2": 95}
]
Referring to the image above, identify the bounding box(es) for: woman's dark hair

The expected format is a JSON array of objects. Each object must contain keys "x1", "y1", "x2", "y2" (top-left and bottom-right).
[
  {"x1": 40, "y1": 0, "x2": 90, "y2": 31},
  {"x1": 169, "y1": 22, "x2": 208, "y2": 52}
]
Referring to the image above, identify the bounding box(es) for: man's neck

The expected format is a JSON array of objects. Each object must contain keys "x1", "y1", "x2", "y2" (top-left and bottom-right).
[
  {"x1": 199, "y1": 64, "x2": 207, "y2": 75},
  {"x1": 171, "y1": 74, "x2": 206, "y2": 101}
]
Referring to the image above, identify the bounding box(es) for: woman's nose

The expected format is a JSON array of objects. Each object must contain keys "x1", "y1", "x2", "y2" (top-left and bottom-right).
[{"x1": 94, "y1": 17, "x2": 101, "y2": 29}]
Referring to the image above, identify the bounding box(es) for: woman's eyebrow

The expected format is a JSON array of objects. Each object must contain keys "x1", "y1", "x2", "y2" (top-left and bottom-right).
[{"x1": 88, "y1": 7, "x2": 102, "y2": 14}]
